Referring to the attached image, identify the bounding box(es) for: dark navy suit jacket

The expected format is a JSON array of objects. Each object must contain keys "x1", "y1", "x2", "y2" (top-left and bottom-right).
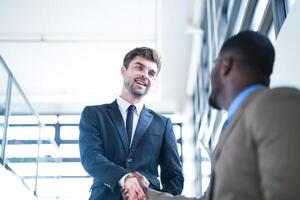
[{"x1": 79, "y1": 100, "x2": 184, "y2": 200}]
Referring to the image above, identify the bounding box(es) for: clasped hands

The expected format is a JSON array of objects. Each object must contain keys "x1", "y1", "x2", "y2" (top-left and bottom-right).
[{"x1": 122, "y1": 172, "x2": 149, "y2": 200}]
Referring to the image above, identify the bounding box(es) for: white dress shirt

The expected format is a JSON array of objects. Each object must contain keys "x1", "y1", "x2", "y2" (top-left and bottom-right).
[
  {"x1": 116, "y1": 96, "x2": 143, "y2": 146},
  {"x1": 116, "y1": 96, "x2": 144, "y2": 187}
]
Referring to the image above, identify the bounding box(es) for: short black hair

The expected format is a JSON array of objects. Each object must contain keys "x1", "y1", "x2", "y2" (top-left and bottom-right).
[
  {"x1": 220, "y1": 30, "x2": 275, "y2": 79},
  {"x1": 123, "y1": 47, "x2": 161, "y2": 74}
]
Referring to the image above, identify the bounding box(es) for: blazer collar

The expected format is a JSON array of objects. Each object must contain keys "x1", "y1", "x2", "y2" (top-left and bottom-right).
[
  {"x1": 107, "y1": 100, "x2": 130, "y2": 154},
  {"x1": 129, "y1": 106, "x2": 153, "y2": 155},
  {"x1": 107, "y1": 100, "x2": 154, "y2": 155},
  {"x1": 116, "y1": 96, "x2": 144, "y2": 115},
  {"x1": 212, "y1": 88, "x2": 266, "y2": 163}
]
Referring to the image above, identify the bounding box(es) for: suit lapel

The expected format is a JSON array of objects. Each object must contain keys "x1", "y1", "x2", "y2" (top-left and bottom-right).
[
  {"x1": 129, "y1": 106, "x2": 153, "y2": 154},
  {"x1": 107, "y1": 100, "x2": 129, "y2": 154},
  {"x1": 209, "y1": 89, "x2": 266, "y2": 200},
  {"x1": 212, "y1": 108, "x2": 242, "y2": 162},
  {"x1": 212, "y1": 88, "x2": 265, "y2": 162}
]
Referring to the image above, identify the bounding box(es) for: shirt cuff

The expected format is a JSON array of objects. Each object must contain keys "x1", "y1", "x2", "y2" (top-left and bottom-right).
[{"x1": 119, "y1": 173, "x2": 131, "y2": 187}]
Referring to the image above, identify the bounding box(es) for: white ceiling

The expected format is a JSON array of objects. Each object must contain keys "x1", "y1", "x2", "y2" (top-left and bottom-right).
[{"x1": 0, "y1": 0, "x2": 195, "y2": 114}]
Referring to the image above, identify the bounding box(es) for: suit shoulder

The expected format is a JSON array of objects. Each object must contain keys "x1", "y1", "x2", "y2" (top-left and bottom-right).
[
  {"x1": 145, "y1": 107, "x2": 169, "y2": 122},
  {"x1": 81, "y1": 102, "x2": 114, "y2": 114},
  {"x1": 244, "y1": 87, "x2": 300, "y2": 126},
  {"x1": 250, "y1": 87, "x2": 300, "y2": 108}
]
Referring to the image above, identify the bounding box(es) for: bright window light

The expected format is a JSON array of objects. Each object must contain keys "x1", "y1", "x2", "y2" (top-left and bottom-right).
[
  {"x1": 40, "y1": 126, "x2": 55, "y2": 140},
  {"x1": 39, "y1": 144, "x2": 59, "y2": 158},
  {"x1": 37, "y1": 162, "x2": 61, "y2": 176},
  {"x1": 8, "y1": 115, "x2": 40, "y2": 124},
  {"x1": 250, "y1": 0, "x2": 270, "y2": 30},
  {"x1": 8, "y1": 163, "x2": 37, "y2": 176},
  {"x1": 7, "y1": 126, "x2": 39, "y2": 140},
  {"x1": 173, "y1": 125, "x2": 181, "y2": 140},
  {"x1": 39, "y1": 115, "x2": 58, "y2": 124},
  {"x1": 60, "y1": 126, "x2": 79, "y2": 140},
  {"x1": 5, "y1": 144, "x2": 38, "y2": 158},
  {"x1": 35, "y1": 178, "x2": 60, "y2": 198},
  {"x1": 58, "y1": 115, "x2": 80, "y2": 124},
  {"x1": 58, "y1": 178, "x2": 92, "y2": 199},
  {"x1": 201, "y1": 161, "x2": 211, "y2": 176},
  {"x1": 60, "y1": 162, "x2": 89, "y2": 176},
  {"x1": 59, "y1": 144, "x2": 80, "y2": 158}
]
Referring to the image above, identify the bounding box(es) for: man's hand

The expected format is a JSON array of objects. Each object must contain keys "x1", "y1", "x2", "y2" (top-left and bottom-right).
[
  {"x1": 122, "y1": 172, "x2": 150, "y2": 200},
  {"x1": 131, "y1": 172, "x2": 150, "y2": 189}
]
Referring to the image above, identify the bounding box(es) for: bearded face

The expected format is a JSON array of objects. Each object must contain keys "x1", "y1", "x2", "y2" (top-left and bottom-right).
[
  {"x1": 122, "y1": 56, "x2": 158, "y2": 99},
  {"x1": 124, "y1": 73, "x2": 149, "y2": 98}
]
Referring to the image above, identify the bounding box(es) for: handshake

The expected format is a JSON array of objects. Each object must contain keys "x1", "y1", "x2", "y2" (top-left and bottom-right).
[{"x1": 122, "y1": 172, "x2": 150, "y2": 200}]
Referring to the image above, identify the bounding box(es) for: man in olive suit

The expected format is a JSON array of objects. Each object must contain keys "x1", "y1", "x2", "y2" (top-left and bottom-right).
[{"x1": 124, "y1": 31, "x2": 300, "y2": 200}]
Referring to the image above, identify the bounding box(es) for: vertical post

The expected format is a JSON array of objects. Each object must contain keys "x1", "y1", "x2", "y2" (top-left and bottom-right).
[
  {"x1": 1, "y1": 74, "x2": 13, "y2": 165},
  {"x1": 206, "y1": 0, "x2": 214, "y2": 72},
  {"x1": 271, "y1": 0, "x2": 286, "y2": 37}
]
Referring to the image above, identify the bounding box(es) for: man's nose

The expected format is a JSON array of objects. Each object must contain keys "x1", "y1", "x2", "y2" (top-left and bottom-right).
[{"x1": 140, "y1": 70, "x2": 149, "y2": 79}]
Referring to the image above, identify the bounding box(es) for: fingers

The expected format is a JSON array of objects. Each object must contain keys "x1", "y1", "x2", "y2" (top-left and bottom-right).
[
  {"x1": 123, "y1": 176, "x2": 146, "y2": 200},
  {"x1": 121, "y1": 188, "x2": 129, "y2": 200},
  {"x1": 131, "y1": 172, "x2": 150, "y2": 188}
]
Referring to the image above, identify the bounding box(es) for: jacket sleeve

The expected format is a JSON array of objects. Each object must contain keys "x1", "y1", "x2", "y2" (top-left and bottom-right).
[
  {"x1": 249, "y1": 89, "x2": 300, "y2": 200},
  {"x1": 79, "y1": 106, "x2": 130, "y2": 191},
  {"x1": 146, "y1": 188, "x2": 205, "y2": 200},
  {"x1": 159, "y1": 118, "x2": 184, "y2": 195}
]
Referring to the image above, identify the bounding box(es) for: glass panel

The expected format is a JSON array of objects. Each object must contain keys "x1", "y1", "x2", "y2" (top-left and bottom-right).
[
  {"x1": 39, "y1": 143, "x2": 60, "y2": 158},
  {"x1": 40, "y1": 126, "x2": 55, "y2": 140},
  {"x1": 58, "y1": 178, "x2": 92, "y2": 200},
  {"x1": 226, "y1": 0, "x2": 236, "y2": 21},
  {"x1": 250, "y1": 0, "x2": 270, "y2": 30},
  {"x1": 232, "y1": 0, "x2": 249, "y2": 35},
  {"x1": 60, "y1": 162, "x2": 89, "y2": 176},
  {"x1": 268, "y1": 22, "x2": 276, "y2": 44},
  {"x1": 39, "y1": 115, "x2": 58, "y2": 124},
  {"x1": 36, "y1": 141, "x2": 60, "y2": 199},
  {"x1": 59, "y1": 144, "x2": 80, "y2": 158},
  {"x1": 0, "y1": 58, "x2": 61, "y2": 199},
  {"x1": 38, "y1": 162, "x2": 61, "y2": 176},
  {"x1": 60, "y1": 126, "x2": 79, "y2": 140},
  {"x1": 8, "y1": 163, "x2": 37, "y2": 177},
  {"x1": 8, "y1": 115, "x2": 40, "y2": 124},
  {"x1": 177, "y1": 143, "x2": 182, "y2": 157},
  {"x1": 0, "y1": 61, "x2": 8, "y2": 158},
  {"x1": 199, "y1": 143, "x2": 211, "y2": 194},
  {"x1": 58, "y1": 115, "x2": 80, "y2": 124},
  {"x1": 35, "y1": 178, "x2": 60, "y2": 199},
  {"x1": 6, "y1": 126, "x2": 40, "y2": 140},
  {"x1": 286, "y1": 0, "x2": 296, "y2": 13},
  {"x1": 5, "y1": 82, "x2": 39, "y2": 190},
  {"x1": 172, "y1": 124, "x2": 182, "y2": 140}
]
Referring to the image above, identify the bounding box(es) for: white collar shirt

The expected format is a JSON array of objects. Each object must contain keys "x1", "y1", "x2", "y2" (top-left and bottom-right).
[{"x1": 116, "y1": 96, "x2": 144, "y2": 146}]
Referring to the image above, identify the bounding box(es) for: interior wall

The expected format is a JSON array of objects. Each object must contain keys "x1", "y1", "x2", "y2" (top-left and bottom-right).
[{"x1": 271, "y1": 0, "x2": 300, "y2": 88}]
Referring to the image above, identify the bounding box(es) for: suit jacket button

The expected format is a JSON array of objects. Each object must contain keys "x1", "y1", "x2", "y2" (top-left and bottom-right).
[{"x1": 127, "y1": 158, "x2": 133, "y2": 163}]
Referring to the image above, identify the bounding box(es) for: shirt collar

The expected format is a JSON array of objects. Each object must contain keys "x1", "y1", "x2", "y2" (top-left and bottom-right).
[
  {"x1": 117, "y1": 96, "x2": 144, "y2": 115},
  {"x1": 227, "y1": 84, "x2": 265, "y2": 121}
]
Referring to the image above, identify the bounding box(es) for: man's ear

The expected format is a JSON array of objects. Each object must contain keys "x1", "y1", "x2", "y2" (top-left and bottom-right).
[
  {"x1": 221, "y1": 55, "x2": 233, "y2": 76},
  {"x1": 121, "y1": 66, "x2": 126, "y2": 75}
]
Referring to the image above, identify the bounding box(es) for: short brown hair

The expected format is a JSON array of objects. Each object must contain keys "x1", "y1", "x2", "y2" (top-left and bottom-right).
[{"x1": 123, "y1": 47, "x2": 161, "y2": 74}]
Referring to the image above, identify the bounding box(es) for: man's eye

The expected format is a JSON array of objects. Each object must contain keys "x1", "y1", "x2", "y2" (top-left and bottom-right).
[
  {"x1": 149, "y1": 73, "x2": 155, "y2": 78},
  {"x1": 136, "y1": 65, "x2": 143, "y2": 70}
]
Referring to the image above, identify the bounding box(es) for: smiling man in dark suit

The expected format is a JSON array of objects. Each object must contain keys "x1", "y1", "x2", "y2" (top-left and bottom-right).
[{"x1": 79, "y1": 47, "x2": 184, "y2": 200}]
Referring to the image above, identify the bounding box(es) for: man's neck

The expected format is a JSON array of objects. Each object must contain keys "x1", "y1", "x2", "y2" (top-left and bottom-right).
[{"x1": 120, "y1": 93, "x2": 142, "y2": 105}]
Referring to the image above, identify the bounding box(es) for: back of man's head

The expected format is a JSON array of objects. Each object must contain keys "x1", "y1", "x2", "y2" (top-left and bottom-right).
[{"x1": 220, "y1": 31, "x2": 275, "y2": 85}]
